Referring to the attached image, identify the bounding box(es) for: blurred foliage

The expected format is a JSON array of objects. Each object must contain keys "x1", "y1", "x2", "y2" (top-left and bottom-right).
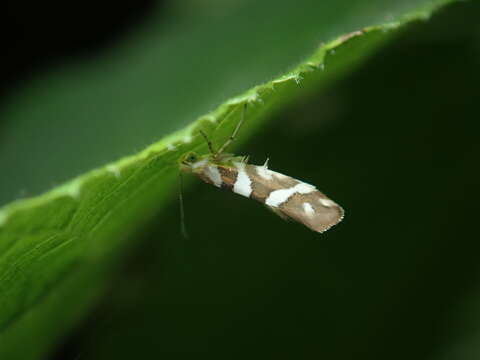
[{"x1": 0, "y1": 0, "x2": 476, "y2": 359}]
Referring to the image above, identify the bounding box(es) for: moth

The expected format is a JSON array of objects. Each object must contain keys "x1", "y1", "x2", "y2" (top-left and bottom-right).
[{"x1": 180, "y1": 105, "x2": 344, "y2": 233}]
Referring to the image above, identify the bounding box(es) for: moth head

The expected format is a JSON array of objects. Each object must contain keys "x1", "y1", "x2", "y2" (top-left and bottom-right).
[{"x1": 179, "y1": 151, "x2": 209, "y2": 173}]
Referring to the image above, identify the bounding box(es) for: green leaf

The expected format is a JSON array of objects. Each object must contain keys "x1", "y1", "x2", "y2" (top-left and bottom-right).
[{"x1": 0, "y1": 0, "x2": 460, "y2": 358}]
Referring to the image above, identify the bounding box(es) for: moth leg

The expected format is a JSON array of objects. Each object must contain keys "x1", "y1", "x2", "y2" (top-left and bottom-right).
[
  {"x1": 199, "y1": 130, "x2": 215, "y2": 154},
  {"x1": 216, "y1": 103, "x2": 247, "y2": 156}
]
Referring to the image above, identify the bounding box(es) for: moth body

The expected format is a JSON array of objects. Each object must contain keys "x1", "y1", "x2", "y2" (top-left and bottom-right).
[
  {"x1": 178, "y1": 104, "x2": 343, "y2": 234},
  {"x1": 181, "y1": 153, "x2": 343, "y2": 233}
]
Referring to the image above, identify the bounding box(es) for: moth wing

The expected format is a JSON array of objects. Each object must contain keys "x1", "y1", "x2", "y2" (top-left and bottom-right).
[
  {"x1": 266, "y1": 205, "x2": 291, "y2": 222},
  {"x1": 275, "y1": 191, "x2": 344, "y2": 233},
  {"x1": 245, "y1": 164, "x2": 343, "y2": 233}
]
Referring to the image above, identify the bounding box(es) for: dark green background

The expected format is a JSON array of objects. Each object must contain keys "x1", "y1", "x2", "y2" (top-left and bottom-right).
[{"x1": 47, "y1": 2, "x2": 480, "y2": 359}]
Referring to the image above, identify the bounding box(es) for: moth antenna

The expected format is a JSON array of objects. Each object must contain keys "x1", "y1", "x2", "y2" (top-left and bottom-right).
[
  {"x1": 178, "y1": 172, "x2": 189, "y2": 239},
  {"x1": 216, "y1": 103, "x2": 247, "y2": 156},
  {"x1": 199, "y1": 130, "x2": 215, "y2": 154}
]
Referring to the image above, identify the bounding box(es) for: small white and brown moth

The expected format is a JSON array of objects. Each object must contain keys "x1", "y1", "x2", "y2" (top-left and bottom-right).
[{"x1": 180, "y1": 106, "x2": 344, "y2": 233}]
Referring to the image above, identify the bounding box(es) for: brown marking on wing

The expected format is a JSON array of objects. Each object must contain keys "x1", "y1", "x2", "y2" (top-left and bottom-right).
[{"x1": 218, "y1": 166, "x2": 238, "y2": 191}]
